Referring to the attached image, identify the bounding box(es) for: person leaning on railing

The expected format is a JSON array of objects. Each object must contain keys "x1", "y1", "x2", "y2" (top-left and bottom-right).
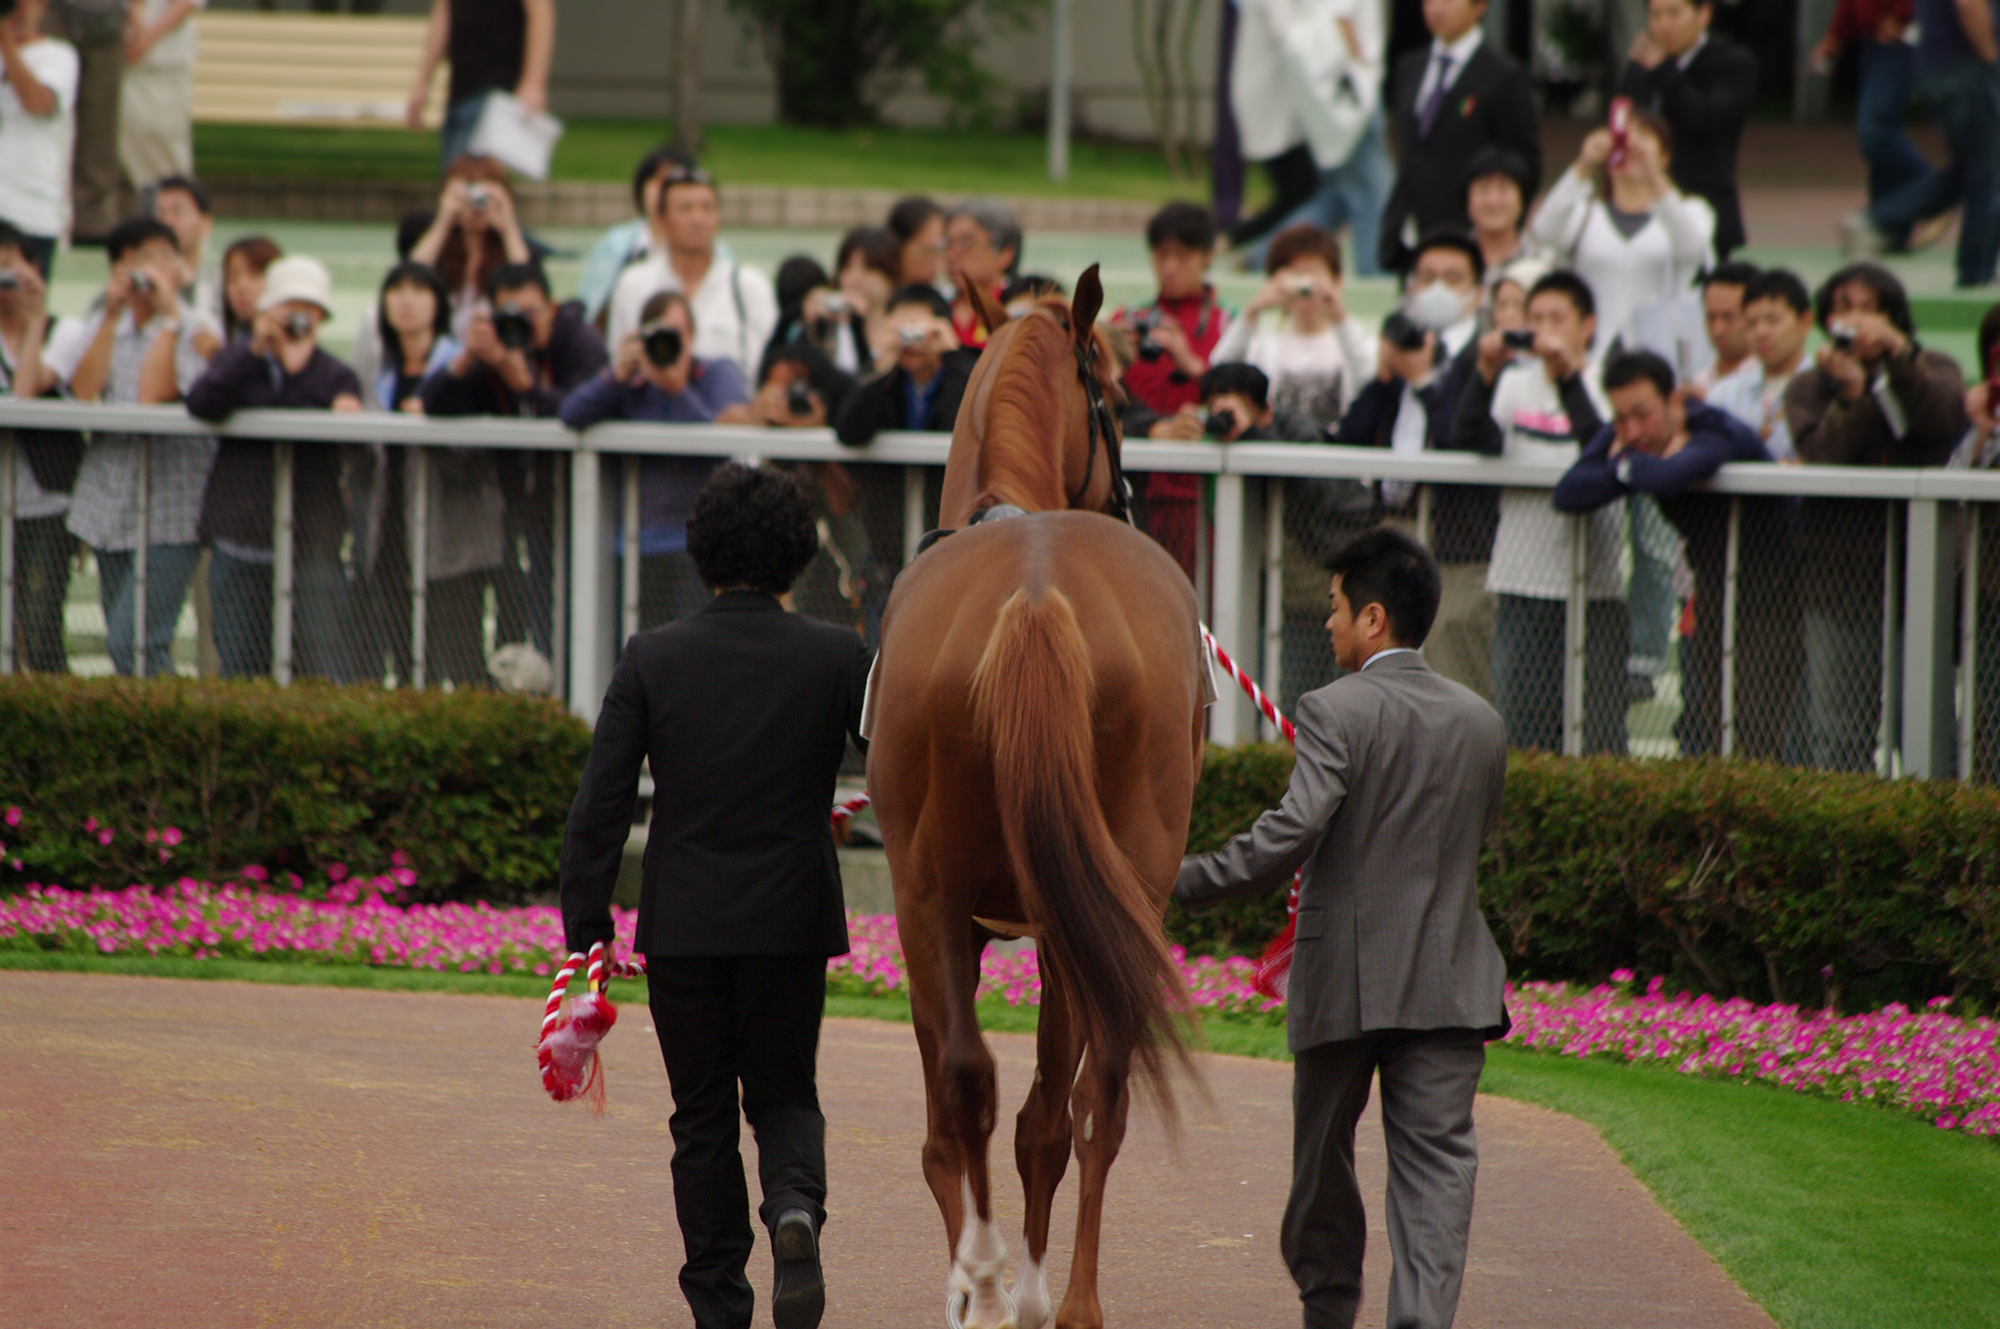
[
  {"x1": 1553, "y1": 349, "x2": 1799, "y2": 762},
  {"x1": 46, "y1": 216, "x2": 218, "y2": 679},
  {"x1": 1954, "y1": 302, "x2": 2000, "y2": 782},
  {"x1": 559, "y1": 288, "x2": 751, "y2": 628},
  {"x1": 1784, "y1": 262, "x2": 1966, "y2": 773},
  {"x1": 183, "y1": 256, "x2": 361, "y2": 683},
  {"x1": 0, "y1": 219, "x2": 84, "y2": 674}
]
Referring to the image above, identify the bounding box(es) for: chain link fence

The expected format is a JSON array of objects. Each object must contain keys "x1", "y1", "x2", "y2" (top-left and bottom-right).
[{"x1": 3, "y1": 408, "x2": 1997, "y2": 786}]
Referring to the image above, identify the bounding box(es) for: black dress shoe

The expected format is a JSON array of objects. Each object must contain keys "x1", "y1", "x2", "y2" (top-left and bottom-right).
[{"x1": 770, "y1": 1208, "x2": 825, "y2": 1329}]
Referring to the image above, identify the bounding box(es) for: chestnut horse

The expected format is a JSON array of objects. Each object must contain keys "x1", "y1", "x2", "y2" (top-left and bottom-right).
[{"x1": 868, "y1": 267, "x2": 1208, "y2": 1329}]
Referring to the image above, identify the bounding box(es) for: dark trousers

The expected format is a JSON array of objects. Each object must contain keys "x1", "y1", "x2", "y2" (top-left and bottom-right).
[
  {"x1": 647, "y1": 953, "x2": 830, "y2": 1329},
  {"x1": 1492, "y1": 595, "x2": 1629, "y2": 756},
  {"x1": 1285, "y1": 1030, "x2": 1486, "y2": 1329},
  {"x1": 1869, "y1": 61, "x2": 2000, "y2": 286},
  {"x1": 13, "y1": 515, "x2": 74, "y2": 672}
]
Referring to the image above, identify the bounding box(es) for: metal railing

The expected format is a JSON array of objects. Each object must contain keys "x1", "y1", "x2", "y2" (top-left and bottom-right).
[{"x1": 3, "y1": 399, "x2": 1997, "y2": 782}]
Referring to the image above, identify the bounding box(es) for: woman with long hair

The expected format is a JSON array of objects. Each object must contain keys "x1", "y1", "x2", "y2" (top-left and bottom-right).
[
  {"x1": 219, "y1": 235, "x2": 281, "y2": 345},
  {"x1": 406, "y1": 154, "x2": 533, "y2": 339}
]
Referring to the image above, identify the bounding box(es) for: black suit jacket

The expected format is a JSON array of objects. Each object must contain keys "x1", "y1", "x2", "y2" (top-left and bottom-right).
[
  {"x1": 1619, "y1": 36, "x2": 1757, "y2": 256},
  {"x1": 1332, "y1": 340, "x2": 1497, "y2": 563},
  {"x1": 834, "y1": 348, "x2": 979, "y2": 446},
  {"x1": 560, "y1": 591, "x2": 872, "y2": 958},
  {"x1": 1380, "y1": 42, "x2": 1542, "y2": 273}
]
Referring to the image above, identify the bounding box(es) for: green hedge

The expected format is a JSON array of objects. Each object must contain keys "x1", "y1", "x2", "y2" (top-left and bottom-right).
[
  {"x1": 0, "y1": 676, "x2": 591, "y2": 905},
  {"x1": 9, "y1": 680, "x2": 1999, "y2": 1011},
  {"x1": 1170, "y1": 744, "x2": 2000, "y2": 1013}
]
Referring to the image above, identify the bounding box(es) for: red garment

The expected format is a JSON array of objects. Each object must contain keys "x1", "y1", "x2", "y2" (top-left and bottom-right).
[
  {"x1": 952, "y1": 285, "x2": 1004, "y2": 349},
  {"x1": 1116, "y1": 287, "x2": 1229, "y2": 582},
  {"x1": 1830, "y1": 0, "x2": 1913, "y2": 44}
]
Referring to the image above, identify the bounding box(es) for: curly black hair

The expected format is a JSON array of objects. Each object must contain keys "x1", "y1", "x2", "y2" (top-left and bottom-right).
[{"x1": 686, "y1": 463, "x2": 820, "y2": 594}]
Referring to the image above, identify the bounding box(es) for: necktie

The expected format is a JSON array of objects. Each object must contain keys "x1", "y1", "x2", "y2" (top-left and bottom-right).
[{"x1": 1417, "y1": 53, "x2": 1455, "y2": 139}]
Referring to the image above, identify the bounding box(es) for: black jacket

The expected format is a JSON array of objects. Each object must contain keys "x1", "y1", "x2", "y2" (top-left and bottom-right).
[
  {"x1": 1619, "y1": 36, "x2": 1758, "y2": 257},
  {"x1": 560, "y1": 591, "x2": 872, "y2": 958},
  {"x1": 421, "y1": 300, "x2": 609, "y2": 419},
  {"x1": 1334, "y1": 340, "x2": 1498, "y2": 564},
  {"x1": 186, "y1": 340, "x2": 363, "y2": 554},
  {"x1": 834, "y1": 349, "x2": 978, "y2": 446},
  {"x1": 1380, "y1": 42, "x2": 1542, "y2": 274}
]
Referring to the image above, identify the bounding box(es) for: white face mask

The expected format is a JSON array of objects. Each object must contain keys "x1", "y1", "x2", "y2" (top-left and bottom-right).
[{"x1": 1407, "y1": 280, "x2": 1473, "y2": 332}]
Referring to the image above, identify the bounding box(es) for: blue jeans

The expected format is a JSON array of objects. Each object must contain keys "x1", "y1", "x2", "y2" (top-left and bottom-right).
[
  {"x1": 209, "y1": 547, "x2": 272, "y2": 678},
  {"x1": 210, "y1": 548, "x2": 353, "y2": 681},
  {"x1": 1857, "y1": 40, "x2": 1931, "y2": 210},
  {"x1": 1869, "y1": 61, "x2": 2000, "y2": 286},
  {"x1": 440, "y1": 94, "x2": 489, "y2": 170},
  {"x1": 1492, "y1": 594, "x2": 1630, "y2": 756},
  {"x1": 96, "y1": 543, "x2": 198, "y2": 678},
  {"x1": 1627, "y1": 494, "x2": 1678, "y2": 677},
  {"x1": 1242, "y1": 109, "x2": 1394, "y2": 277}
]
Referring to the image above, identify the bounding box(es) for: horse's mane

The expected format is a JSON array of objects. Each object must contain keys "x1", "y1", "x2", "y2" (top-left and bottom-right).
[{"x1": 972, "y1": 297, "x2": 1125, "y2": 511}]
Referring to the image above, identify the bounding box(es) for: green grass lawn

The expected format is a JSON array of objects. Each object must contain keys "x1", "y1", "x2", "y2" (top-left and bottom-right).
[
  {"x1": 192, "y1": 121, "x2": 1227, "y2": 204},
  {"x1": 9, "y1": 949, "x2": 1997, "y2": 1329}
]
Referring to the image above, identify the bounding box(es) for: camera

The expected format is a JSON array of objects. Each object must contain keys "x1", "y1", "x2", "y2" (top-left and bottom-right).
[
  {"x1": 821, "y1": 292, "x2": 849, "y2": 317},
  {"x1": 1607, "y1": 95, "x2": 1634, "y2": 170},
  {"x1": 1132, "y1": 309, "x2": 1165, "y2": 362},
  {"x1": 1829, "y1": 325, "x2": 1857, "y2": 354},
  {"x1": 641, "y1": 324, "x2": 684, "y2": 368},
  {"x1": 1382, "y1": 310, "x2": 1427, "y2": 353},
  {"x1": 283, "y1": 311, "x2": 314, "y2": 341},
  {"x1": 1202, "y1": 407, "x2": 1239, "y2": 440},
  {"x1": 1290, "y1": 278, "x2": 1317, "y2": 298},
  {"x1": 898, "y1": 323, "x2": 928, "y2": 349},
  {"x1": 128, "y1": 271, "x2": 155, "y2": 295},
  {"x1": 1501, "y1": 328, "x2": 1537, "y2": 351},
  {"x1": 0, "y1": 270, "x2": 17, "y2": 292},
  {"x1": 467, "y1": 184, "x2": 491, "y2": 212},
  {"x1": 785, "y1": 379, "x2": 815, "y2": 417},
  {"x1": 493, "y1": 305, "x2": 536, "y2": 352}
]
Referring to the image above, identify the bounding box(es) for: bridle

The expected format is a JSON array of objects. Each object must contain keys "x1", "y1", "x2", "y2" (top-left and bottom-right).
[{"x1": 1068, "y1": 333, "x2": 1133, "y2": 524}]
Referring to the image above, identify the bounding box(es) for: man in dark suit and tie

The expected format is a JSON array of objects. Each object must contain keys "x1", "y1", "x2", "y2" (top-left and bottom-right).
[
  {"x1": 1379, "y1": 0, "x2": 1543, "y2": 274},
  {"x1": 1619, "y1": 0, "x2": 1759, "y2": 257},
  {"x1": 1176, "y1": 527, "x2": 1509, "y2": 1329},
  {"x1": 560, "y1": 462, "x2": 872, "y2": 1329}
]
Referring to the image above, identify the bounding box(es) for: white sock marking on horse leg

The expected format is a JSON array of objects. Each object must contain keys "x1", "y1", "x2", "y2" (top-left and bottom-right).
[
  {"x1": 1012, "y1": 1254, "x2": 1050, "y2": 1329},
  {"x1": 953, "y1": 1175, "x2": 1014, "y2": 1328}
]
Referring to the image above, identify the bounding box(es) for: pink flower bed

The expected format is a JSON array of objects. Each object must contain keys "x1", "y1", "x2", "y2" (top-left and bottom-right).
[{"x1": 5, "y1": 875, "x2": 1996, "y2": 1138}]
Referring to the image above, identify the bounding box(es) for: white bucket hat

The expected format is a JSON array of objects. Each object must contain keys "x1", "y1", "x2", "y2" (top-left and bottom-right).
[{"x1": 257, "y1": 256, "x2": 335, "y2": 318}]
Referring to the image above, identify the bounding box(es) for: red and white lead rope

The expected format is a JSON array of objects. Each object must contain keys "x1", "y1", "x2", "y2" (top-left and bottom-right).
[{"x1": 539, "y1": 628, "x2": 1300, "y2": 1102}]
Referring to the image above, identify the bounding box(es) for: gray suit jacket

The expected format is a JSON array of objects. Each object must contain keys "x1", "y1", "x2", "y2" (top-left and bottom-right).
[{"x1": 1177, "y1": 651, "x2": 1509, "y2": 1052}]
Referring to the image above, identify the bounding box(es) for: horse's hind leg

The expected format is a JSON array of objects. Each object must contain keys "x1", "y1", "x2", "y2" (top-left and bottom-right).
[
  {"x1": 1012, "y1": 964, "x2": 1083, "y2": 1329},
  {"x1": 905, "y1": 893, "x2": 1013, "y2": 1327},
  {"x1": 1056, "y1": 1043, "x2": 1132, "y2": 1329}
]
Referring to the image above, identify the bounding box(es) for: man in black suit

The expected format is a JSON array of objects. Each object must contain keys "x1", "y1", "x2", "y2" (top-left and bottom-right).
[
  {"x1": 560, "y1": 463, "x2": 871, "y2": 1329},
  {"x1": 1379, "y1": 0, "x2": 1542, "y2": 274},
  {"x1": 1619, "y1": 0, "x2": 1758, "y2": 257}
]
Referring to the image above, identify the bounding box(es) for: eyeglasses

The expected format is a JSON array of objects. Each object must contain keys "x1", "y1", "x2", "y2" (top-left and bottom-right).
[{"x1": 660, "y1": 165, "x2": 715, "y2": 187}]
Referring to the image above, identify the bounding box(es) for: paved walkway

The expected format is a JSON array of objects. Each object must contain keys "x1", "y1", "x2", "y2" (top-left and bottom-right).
[{"x1": 0, "y1": 972, "x2": 1775, "y2": 1328}]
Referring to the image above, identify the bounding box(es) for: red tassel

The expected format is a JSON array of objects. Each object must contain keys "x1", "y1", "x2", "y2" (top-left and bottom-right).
[
  {"x1": 537, "y1": 990, "x2": 619, "y2": 1115},
  {"x1": 1252, "y1": 871, "x2": 1302, "y2": 1003}
]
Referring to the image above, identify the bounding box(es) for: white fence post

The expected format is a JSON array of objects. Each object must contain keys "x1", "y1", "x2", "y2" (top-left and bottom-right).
[
  {"x1": 1901, "y1": 497, "x2": 1957, "y2": 779},
  {"x1": 0, "y1": 435, "x2": 15, "y2": 675},
  {"x1": 903, "y1": 464, "x2": 926, "y2": 564},
  {"x1": 1209, "y1": 472, "x2": 1251, "y2": 743},
  {"x1": 1720, "y1": 497, "x2": 1740, "y2": 758},
  {"x1": 1562, "y1": 512, "x2": 1586, "y2": 757},
  {"x1": 271, "y1": 441, "x2": 294, "y2": 685},
  {"x1": 133, "y1": 438, "x2": 150, "y2": 678},
  {"x1": 408, "y1": 447, "x2": 428, "y2": 688},
  {"x1": 1261, "y1": 477, "x2": 1284, "y2": 743}
]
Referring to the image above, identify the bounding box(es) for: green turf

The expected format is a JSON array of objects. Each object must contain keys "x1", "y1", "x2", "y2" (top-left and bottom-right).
[
  {"x1": 1481, "y1": 1048, "x2": 2000, "y2": 1329},
  {"x1": 192, "y1": 120, "x2": 1232, "y2": 204},
  {"x1": 12, "y1": 951, "x2": 1998, "y2": 1328}
]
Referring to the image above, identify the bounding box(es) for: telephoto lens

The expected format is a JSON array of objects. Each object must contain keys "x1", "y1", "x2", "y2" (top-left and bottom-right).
[
  {"x1": 642, "y1": 324, "x2": 684, "y2": 368},
  {"x1": 284, "y1": 311, "x2": 314, "y2": 340},
  {"x1": 494, "y1": 306, "x2": 536, "y2": 351},
  {"x1": 1202, "y1": 407, "x2": 1239, "y2": 440},
  {"x1": 786, "y1": 379, "x2": 814, "y2": 417}
]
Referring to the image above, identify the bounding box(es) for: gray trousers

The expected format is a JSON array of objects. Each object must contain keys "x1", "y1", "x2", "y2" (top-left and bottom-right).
[{"x1": 1284, "y1": 1029, "x2": 1485, "y2": 1329}]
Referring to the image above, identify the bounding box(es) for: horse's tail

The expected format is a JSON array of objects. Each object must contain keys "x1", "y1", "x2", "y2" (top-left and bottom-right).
[{"x1": 969, "y1": 587, "x2": 1191, "y2": 1115}]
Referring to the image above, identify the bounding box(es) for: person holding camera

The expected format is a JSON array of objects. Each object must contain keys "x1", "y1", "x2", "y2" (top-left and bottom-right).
[
  {"x1": 1447, "y1": 269, "x2": 1626, "y2": 755},
  {"x1": 1619, "y1": 0, "x2": 1757, "y2": 259},
  {"x1": 833, "y1": 286, "x2": 975, "y2": 448},
  {"x1": 0, "y1": 218, "x2": 85, "y2": 673},
  {"x1": 1554, "y1": 349, "x2": 1797, "y2": 761},
  {"x1": 1109, "y1": 202, "x2": 1231, "y2": 581},
  {"x1": 0, "y1": 0, "x2": 79, "y2": 279},
  {"x1": 1211, "y1": 223, "x2": 1375, "y2": 438},
  {"x1": 184, "y1": 256, "x2": 362, "y2": 682},
  {"x1": 48, "y1": 216, "x2": 216, "y2": 678},
  {"x1": 559, "y1": 289, "x2": 752, "y2": 627},
  {"x1": 407, "y1": 156, "x2": 535, "y2": 341},
  {"x1": 1785, "y1": 262, "x2": 1965, "y2": 772}
]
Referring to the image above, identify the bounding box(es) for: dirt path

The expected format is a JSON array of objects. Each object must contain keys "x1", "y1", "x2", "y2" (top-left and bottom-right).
[{"x1": 0, "y1": 972, "x2": 1774, "y2": 1328}]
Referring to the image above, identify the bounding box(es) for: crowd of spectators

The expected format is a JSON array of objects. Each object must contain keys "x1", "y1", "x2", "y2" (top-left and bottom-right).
[{"x1": 0, "y1": 0, "x2": 1995, "y2": 777}]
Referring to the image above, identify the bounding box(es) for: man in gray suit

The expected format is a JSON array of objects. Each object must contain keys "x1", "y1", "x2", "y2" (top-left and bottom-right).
[{"x1": 1176, "y1": 527, "x2": 1508, "y2": 1329}]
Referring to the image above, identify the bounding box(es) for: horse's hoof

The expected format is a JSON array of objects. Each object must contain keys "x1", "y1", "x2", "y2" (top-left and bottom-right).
[{"x1": 946, "y1": 1287, "x2": 1017, "y2": 1329}]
